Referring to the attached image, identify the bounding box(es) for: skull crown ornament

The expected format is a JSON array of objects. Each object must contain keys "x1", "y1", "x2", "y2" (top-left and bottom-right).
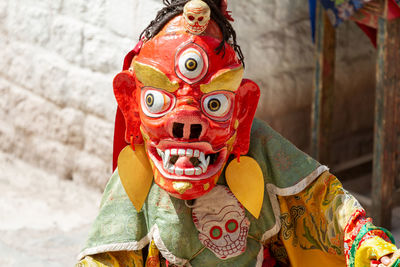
[
  {"x1": 113, "y1": 0, "x2": 260, "y2": 200},
  {"x1": 183, "y1": 0, "x2": 211, "y2": 35}
]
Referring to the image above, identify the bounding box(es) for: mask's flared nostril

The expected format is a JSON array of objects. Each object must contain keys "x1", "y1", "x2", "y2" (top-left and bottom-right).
[
  {"x1": 173, "y1": 122, "x2": 184, "y2": 138},
  {"x1": 190, "y1": 124, "x2": 202, "y2": 139}
]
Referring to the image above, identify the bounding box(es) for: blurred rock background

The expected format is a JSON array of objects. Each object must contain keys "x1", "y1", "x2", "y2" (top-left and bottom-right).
[{"x1": 0, "y1": 0, "x2": 392, "y2": 266}]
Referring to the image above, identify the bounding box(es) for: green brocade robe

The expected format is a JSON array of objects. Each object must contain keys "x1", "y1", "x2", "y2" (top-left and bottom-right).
[{"x1": 79, "y1": 118, "x2": 327, "y2": 266}]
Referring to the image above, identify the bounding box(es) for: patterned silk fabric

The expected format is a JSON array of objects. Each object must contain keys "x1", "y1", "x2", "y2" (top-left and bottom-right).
[
  {"x1": 77, "y1": 250, "x2": 144, "y2": 267},
  {"x1": 272, "y1": 172, "x2": 349, "y2": 266},
  {"x1": 271, "y1": 172, "x2": 397, "y2": 266}
]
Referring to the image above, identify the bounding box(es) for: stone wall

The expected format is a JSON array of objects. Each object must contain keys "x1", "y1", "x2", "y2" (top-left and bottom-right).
[
  {"x1": 231, "y1": 0, "x2": 376, "y2": 162},
  {"x1": 0, "y1": 0, "x2": 376, "y2": 189}
]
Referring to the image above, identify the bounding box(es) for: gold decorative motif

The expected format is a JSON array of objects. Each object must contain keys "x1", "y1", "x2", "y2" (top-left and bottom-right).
[
  {"x1": 200, "y1": 66, "x2": 244, "y2": 93},
  {"x1": 226, "y1": 132, "x2": 237, "y2": 151},
  {"x1": 134, "y1": 61, "x2": 179, "y2": 92},
  {"x1": 172, "y1": 181, "x2": 193, "y2": 194},
  {"x1": 140, "y1": 126, "x2": 150, "y2": 142},
  {"x1": 214, "y1": 174, "x2": 220, "y2": 184},
  {"x1": 203, "y1": 182, "x2": 210, "y2": 191},
  {"x1": 158, "y1": 174, "x2": 166, "y2": 187},
  {"x1": 234, "y1": 119, "x2": 239, "y2": 130}
]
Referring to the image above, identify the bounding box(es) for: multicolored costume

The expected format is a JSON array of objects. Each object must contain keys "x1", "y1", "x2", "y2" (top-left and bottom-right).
[{"x1": 76, "y1": 1, "x2": 400, "y2": 266}]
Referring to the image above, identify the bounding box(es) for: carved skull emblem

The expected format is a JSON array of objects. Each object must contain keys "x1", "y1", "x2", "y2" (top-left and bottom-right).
[
  {"x1": 183, "y1": 0, "x2": 211, "y2": 35},
  {"x1": 192, "y1": 186, "x2": 250, "y2": 259}
]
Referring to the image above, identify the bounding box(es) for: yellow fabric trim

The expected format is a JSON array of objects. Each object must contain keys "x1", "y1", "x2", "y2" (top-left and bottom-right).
[
  {"x1": 355, "y1": 236, "x2": 397, "y2": 267},
  {"x1": 77, "y1": 254, "x2": 119, "y2": 267},
  {"x1": 134, "y1": 61, "x2": 179, "y2": 92},
  {"x1": 145, "y1": 240, "x2": 160, "y2": 267},
  {"x1": 76, "y1": 251, "x2": 144, "y2": 267},
  {"x1": 200, "y1": 66, "x2": 244, "y2": 93}
]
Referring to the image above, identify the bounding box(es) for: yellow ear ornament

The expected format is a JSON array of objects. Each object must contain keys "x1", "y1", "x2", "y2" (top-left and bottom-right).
[
  {"x1": 226, "y1": 156, "x2": 264, "y2": 219},
  {"x1": 117, "y1": 145, "x2": 153, "y2": 212}
]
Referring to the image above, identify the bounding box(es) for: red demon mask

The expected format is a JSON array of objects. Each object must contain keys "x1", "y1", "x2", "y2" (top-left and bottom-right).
[{"x1": 113, "y1": 14, "x2": 259, "y2": 200}]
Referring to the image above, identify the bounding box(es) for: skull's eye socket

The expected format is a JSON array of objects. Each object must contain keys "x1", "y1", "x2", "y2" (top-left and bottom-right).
[
  {"x1": 188, "y1": 15, "x2": 195, "y2": 21},
  {"x1": 210, "y1": 226, "x2": 223, "y2": 240},
  {"x1": 141, "y1": 88, "x2": 175, "y2": 118},
  {"x1": 202, "y1": 93, "x2": 233, "y2": 121},
  {"x1": 198, "y1": 16, "x2": 204, "y2": 21},
  {"x1": 225, "y1": 219, "x2": 238, "y2": 233}
]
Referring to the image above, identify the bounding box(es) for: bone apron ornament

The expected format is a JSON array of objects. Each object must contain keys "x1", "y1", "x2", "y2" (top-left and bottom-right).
[{"x1": 191, "y1": 185, "x2": 250, "y2": 259}]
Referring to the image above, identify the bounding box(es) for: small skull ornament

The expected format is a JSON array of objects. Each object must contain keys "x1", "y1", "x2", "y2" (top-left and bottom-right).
[
  {"x1": 183, "y1": 0, "x2": 211, "y2": 35},
  {"x1": 192, "y1": 185, "x2": 250, "y2": 259}
]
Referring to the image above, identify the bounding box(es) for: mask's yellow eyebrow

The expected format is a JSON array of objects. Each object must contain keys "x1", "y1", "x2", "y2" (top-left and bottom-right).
[
  {"x1": 200, "y1": 66, "x2": 244, "y2": 94},
  {"x1": 133, "y1": 61, "x2": 179, "y2": 92}
]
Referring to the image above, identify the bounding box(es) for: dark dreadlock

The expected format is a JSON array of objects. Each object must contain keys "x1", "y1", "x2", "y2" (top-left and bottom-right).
[{"x1": 139, "y1": 0, "x2": 244, "y2": 66}]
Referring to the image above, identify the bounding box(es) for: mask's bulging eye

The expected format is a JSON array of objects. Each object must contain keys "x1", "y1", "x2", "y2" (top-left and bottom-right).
[
  {"x1": 178, "y1": 49, "x2": 204, "y2": 79},
  {"x1": 202, "y1": 93, "x2": 233, "y2": 121},
  {"x1": 141, "y1": 89, "x2": 175, "y2": 117},
  {"x1": 175, "y1": 43, "x2": 208, "y2": 84}
]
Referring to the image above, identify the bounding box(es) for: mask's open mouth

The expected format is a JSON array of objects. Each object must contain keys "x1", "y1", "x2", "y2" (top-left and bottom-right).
[{"x1": 147, "y1": 142, "x2": 227, "y2": 181}]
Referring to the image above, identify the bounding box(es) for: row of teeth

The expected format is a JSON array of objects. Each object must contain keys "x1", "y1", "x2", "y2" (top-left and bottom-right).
[
  {"x1": 204, "y1": 239, "x2": 245, "y2": 255},
  {"x1": 156, "y1": 148, "x2": 211, "y2": 176}
]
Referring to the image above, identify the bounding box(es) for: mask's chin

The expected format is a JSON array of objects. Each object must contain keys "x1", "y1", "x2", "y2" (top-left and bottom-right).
[{"x1": 146, "y1": 140, "x2": 229, "y2": 199}]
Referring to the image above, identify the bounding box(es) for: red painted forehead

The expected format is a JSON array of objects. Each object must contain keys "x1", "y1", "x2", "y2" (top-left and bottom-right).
[{"x1": 135, "y1": 33, "x2": 241, "y2": 85}]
